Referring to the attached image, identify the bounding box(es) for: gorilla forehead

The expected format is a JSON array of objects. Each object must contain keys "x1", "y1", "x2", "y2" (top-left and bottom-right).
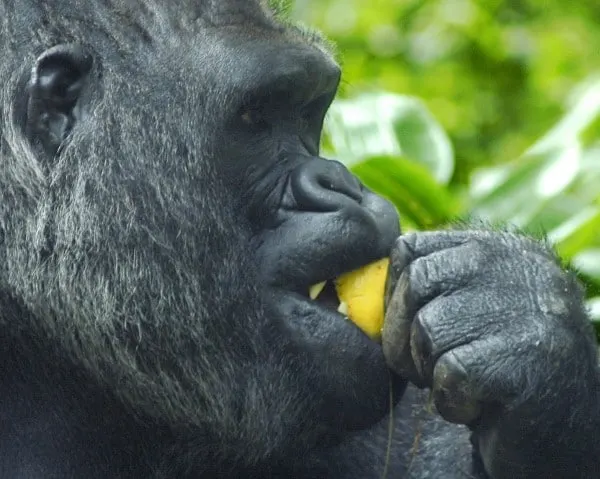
[
  {"x1": 4, "y1": 0, "x2": 336, "y2": 113},
  {"x1": 6, "y1": 0, "x2": 276, "y2": 29},
  {"x1": 140, "y1": 0, "x2": 279, "y2": 28},
  {"x1": 6, "y1": 0, "x2": 301, "y2": 44}
]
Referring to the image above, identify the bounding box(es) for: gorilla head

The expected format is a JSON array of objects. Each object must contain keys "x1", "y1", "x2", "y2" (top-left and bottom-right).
[{"x1": 0, "y1": 0, "x2": 403, "y2": 473}]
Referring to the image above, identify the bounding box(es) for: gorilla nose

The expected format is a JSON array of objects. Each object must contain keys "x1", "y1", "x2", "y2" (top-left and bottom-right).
[{"x1": 290, "y1": 159, "x2": 364, "y2": 212}]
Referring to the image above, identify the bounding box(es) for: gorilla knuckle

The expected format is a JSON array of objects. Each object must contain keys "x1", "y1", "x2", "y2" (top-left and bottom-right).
[{"x1": 433, "y1": 351, "x2": 482, "y2": 425}]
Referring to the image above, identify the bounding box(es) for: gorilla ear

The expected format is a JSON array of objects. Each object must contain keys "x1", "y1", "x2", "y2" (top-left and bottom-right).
[{"x1": 26, "y1": 44, "x2": 93, "y2": 155}]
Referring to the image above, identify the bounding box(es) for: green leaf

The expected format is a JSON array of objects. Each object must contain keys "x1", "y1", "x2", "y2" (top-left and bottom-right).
[
  {"x1": 586, "y1": 297, "x2": 600, "y2": 324},
  {"x1": 549, "y1": 208, "x2": 600, "y2": 261},
  {"x1": 324, "y1": 92, "x2": 455, "y2": 185},
  {"x1": 468, "y1": 77, "x2": 600, "y2": 232},
  {"x1": 535, "y1": 76, "x2": 600, "y2": 151},
  {"x1": 572, "y1": 249, "x2": 600, "y2": 280},
  {"x1": 469, "y1": 145, "x2": 582, "y2": 228},
  {"x1": 351, "y1": 156, "x2": 460, "y2": 229}
]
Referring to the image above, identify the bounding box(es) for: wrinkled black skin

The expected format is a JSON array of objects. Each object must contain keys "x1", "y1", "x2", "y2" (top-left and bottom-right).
[{"x1": 1, "y1": 1, "x2": 599, "y2": 478}]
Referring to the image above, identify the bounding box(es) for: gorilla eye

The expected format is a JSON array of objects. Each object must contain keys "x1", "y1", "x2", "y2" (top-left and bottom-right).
[{"x1": 239, "y1": 108, "x2": 269, "y2": 131}]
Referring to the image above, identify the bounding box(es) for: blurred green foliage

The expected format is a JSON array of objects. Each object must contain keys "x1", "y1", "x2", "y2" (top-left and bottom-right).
[
  {"x1": 291, "y1": 0, "x2": 600, "y2": 333},
  {"x1": 293, "y1": 0, "x2": 600, "y2": 184}
]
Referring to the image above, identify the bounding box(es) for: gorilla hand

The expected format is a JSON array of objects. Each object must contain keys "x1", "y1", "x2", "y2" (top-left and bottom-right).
[{"x1": 382, "y1": 229, "x2": 600, "y2": 478}]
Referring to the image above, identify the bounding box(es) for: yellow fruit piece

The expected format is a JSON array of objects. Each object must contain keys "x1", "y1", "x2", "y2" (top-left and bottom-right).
[{"x1": 334, "y1": 258, "x2": 389, "y2": 341}]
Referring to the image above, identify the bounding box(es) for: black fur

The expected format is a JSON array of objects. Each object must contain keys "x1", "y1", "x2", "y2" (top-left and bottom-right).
[{"x1": 0, "y1": 1, "x2": 599, "y2": 477}]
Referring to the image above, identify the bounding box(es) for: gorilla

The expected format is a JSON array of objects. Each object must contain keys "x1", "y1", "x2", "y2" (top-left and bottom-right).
[{"x1": 0, "y1": 0, "x2": 599, "y2": 477}]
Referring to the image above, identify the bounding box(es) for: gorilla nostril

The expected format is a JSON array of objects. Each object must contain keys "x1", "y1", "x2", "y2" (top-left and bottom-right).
[
  {"x1": 315, "y1": 169, "x2": 362, "y2": 201},
  {"x1": 291, "y1": 158, "x2": 364, "y2": 212}
]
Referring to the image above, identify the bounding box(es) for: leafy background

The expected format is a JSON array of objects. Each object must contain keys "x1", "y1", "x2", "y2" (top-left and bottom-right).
[{"x1": 290, "y1": 0, "x2": 600, "y2": 336}]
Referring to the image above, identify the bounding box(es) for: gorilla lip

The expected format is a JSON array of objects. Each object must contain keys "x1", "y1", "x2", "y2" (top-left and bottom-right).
[
  {"x1": 308, "y1": 258, "x2": 389, "y2": 342},
  {"x1": 307, "y1": 279, "x2": 358, "y2": 340},
  {"x1": 309, "y1": 280, "x2": 347, "y2": 315}
]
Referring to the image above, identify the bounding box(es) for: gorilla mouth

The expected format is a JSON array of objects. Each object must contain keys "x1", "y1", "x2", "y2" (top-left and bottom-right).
[
  {"x1": 309, "y1": 280, "x2": 348, "y2": 316},
  {"x1": 303, "y1": 251, "x2": 393, "y2": 346},
  {"x1": 306, "y1": 257, "x2": 387, "y2": 343}
]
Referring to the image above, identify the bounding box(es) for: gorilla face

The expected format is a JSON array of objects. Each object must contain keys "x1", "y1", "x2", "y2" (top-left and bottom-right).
[
  {"x1": 195, "y1": 17, "x2": 404, "y2": 432},
  {"x1": 211, "y1": 24, "x2": 404, "y2": 431},
  {"x1": 1, "y1": 0, "x2": 402, "y2": 462}
]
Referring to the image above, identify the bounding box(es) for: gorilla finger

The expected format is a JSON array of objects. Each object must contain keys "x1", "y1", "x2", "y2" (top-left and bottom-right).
[
  {"x1": 400, "y1": 230, "x2": 479, "y2": 259},
  {"x1": 382, "y1": 270, "x2": 422, "y2": 385},
  {"x1": 409, "y1": 290, "x2": 513, "y2": 365},
  {"x1": 383, "y1": 246, "x2": 452, "y2": 386},
  {"x1": 404, "y1": 294, "x2": 504, "y2": 390},
  {"x1": 385, "y1": 234, "x2": 415, "y2": 309},
  {"x1": 432, "y1": 350, "x2": 482, "y2": 425},
  {"x1": 386, "y1": 231, "x2": 473, "y2": 299},
  {"x1": 387, "y1": 232, "x2": 491, "y2": 312},
  {"x1": 404, "y1": 294, "x2": 492, "y2": 391},
  {"x1": 409, "y1": 312, "x2": 435, "y2": 388},
  {"x1": 404, "y1": 242, "x2": 490, "y2": 308}
]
